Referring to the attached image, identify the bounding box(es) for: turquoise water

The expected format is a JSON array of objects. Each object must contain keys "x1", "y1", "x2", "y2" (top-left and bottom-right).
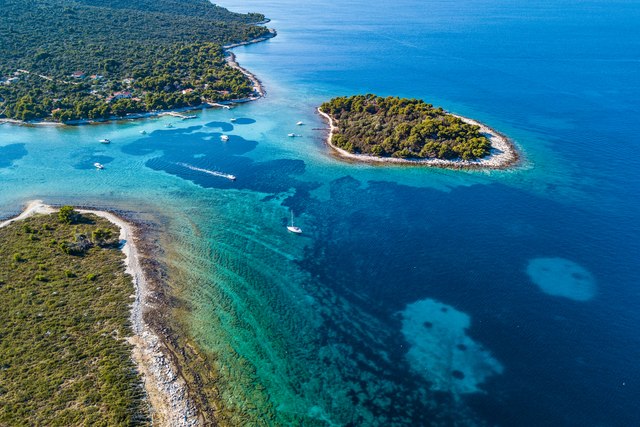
[{"x1": 1, "y1": 0, "x2": 639, "y2": 425}]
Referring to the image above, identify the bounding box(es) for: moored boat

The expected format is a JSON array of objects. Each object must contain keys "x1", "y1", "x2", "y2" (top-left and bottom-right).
[{"x1": 287, "y1": 211, "x2": 302, "y2": 234}]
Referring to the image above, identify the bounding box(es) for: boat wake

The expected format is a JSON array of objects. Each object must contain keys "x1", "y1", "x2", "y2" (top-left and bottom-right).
[{"x1": 176, "y1": 162, "x2": 236, "y2": 181}]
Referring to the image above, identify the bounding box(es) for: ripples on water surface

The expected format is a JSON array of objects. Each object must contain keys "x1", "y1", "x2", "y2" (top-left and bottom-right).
[{"x1": 1, "y1": 0, "x2": 639, "y2": 425}]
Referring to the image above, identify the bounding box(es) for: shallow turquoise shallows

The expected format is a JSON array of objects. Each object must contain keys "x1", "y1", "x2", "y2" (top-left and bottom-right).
[{"x1": 1, "y1": 0, "x2": 639, "y2": 425}]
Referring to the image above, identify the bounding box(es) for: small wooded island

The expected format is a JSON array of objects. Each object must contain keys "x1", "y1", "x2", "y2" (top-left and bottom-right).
[
  {"x1": 0, "y1": 0, "x2": 270, "y2": 123},
  {"x1": 319, "y1": 94, "x2": 518, "y2": 169}
]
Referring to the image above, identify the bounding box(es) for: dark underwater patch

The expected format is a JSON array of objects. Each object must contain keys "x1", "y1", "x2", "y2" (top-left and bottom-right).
[{"x1": 0, "y1": 144, "x2": 28, "y2": 168}]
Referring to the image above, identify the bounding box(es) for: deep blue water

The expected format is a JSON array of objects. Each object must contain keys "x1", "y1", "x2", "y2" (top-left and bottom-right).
[
  {"x1": 218, "y1": 1, "x2": 640, "y2": 424},
  {"x1": 1, "y1": 0, "x2": 639, "y2": 425}
]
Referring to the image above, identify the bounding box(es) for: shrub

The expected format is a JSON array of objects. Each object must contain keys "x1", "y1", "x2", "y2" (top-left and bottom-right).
[
  {"x1": 58, "y1": 242, "x2": 71, "y2": 254},
  {"x1": 92, "y1": 228, "x2": 113, "y2": 246},
  {"x1": 370, "y1": 144, "x2": 384, "y2": 156},
  {"x1": 58, "y1": 206, "x2": 79, "y2": 224},
  {"x1": 74, "y1": 234, "x2": 93, "y2": 252}
]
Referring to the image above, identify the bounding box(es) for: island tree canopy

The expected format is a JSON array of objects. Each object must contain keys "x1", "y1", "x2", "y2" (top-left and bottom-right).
[
  {"x1": 0, "y1": 0, "x2": 269, "y2": 122},
  {"x1": 320, "y1": 95, "x2": 492, "y2": 161}
]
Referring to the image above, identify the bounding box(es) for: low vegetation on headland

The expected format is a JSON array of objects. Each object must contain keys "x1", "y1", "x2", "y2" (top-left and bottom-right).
[
  {"x1": 0, "y1": 207, "x2": 149, "y2": 425},
  {"x1": 0, "y1": 0, "x2": 270, "y2": 123},
  {"x1": 319, "y1": 94, "x2": 493, "y2": 161}
]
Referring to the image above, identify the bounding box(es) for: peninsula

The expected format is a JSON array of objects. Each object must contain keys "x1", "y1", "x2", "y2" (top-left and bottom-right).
[
  {"x1": 0, "y1": 202, "x2": 196, "y2": 426},
  {"x1": 319, "y1": 95, "x2": 518, "y2": 169},
  {"x1": 0, "y1": 0, "x2": 272, "y2": 124}
]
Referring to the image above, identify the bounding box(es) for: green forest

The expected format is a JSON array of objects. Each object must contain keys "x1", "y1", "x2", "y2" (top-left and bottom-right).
[
  {"x1": 0, "y1": 210, "x2": 149, "y2": 426},
  {"x1": 320, "y1": 95, "x2": 492, "y2": 161},
  {"x1": 0, "y1": 0, "x2": 269, "y2": 122}
]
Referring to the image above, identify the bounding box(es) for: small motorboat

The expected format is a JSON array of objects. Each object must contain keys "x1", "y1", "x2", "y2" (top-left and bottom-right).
[
  {"x1": 220, "y1": 135, "x2": 229, "y2": 142},
  {"x1": 230, "y1": 118, "x2": 237, "y2": 122},
  {"x1": 288, "y1": 133, "x2": 296, "y2": 138},
  {"x1": 165, "y1": 123, "x2": 174, "y2": 128},
  {"x1": 139, "y1": 130, "x2": 147, "y2": 135},
  {"x1": 296, "y1": 121, "x2": 304, "y2": 126},
  {"x1": 94, "y1": 162, "x2": 104, "y2": 170},
  {"x1": 99, "y1": 138, "x2": 110, "y2": 144}
]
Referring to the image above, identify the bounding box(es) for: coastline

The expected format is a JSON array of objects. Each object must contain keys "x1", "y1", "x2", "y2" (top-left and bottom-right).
[
  {"x1": 0, "y1": 201, "x2": 199, "y2": 427},
  {"x1": 222, "y1": 29, "x2": 276, "y2": 101},
  {"x1": 317, "y1": 108, "x2": 520, "y2": 170},
  {"x1": 0, "y1": 30, "x2": 276, "y2": 128}
]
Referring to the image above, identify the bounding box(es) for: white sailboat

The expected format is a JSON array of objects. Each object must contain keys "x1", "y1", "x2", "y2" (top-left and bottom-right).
[
  {"x1": 99, "y1": 138, "x2": 110, "y2": 144},
  {"x1": 287, "y1": 211, "x2": 302, "y2": 234}
]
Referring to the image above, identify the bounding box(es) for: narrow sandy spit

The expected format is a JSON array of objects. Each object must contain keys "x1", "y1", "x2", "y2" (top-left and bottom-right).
[
  {"x1": 1, "y1": 201, "x2": 199, "y2": 427},
  {"x1": 0, "y1": 200, "x2": 56, "y2": 227},
  {"x1": 317, "y1": 108, "x2": 520, "y2": 170}
]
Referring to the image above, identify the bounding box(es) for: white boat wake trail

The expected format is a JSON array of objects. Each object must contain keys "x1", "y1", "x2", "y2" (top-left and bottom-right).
[{"x1": 176, "y1": 162, "x2": 236, "y2": 181}]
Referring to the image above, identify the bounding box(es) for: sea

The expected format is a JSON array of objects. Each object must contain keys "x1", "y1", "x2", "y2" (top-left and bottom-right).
[{"x1": 1, "y1": 0, "x2": 638, "y2": 425}]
